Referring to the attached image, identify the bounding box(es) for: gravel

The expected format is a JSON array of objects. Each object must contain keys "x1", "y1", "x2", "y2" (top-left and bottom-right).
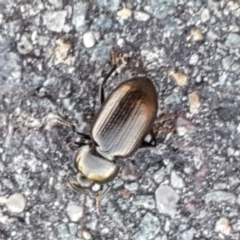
[{"x1": 1, "y1": 1, "x2": 240, "y2": 239}]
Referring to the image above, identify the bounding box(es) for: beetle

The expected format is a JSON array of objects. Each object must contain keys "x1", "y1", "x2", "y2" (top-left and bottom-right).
[{"x1": 68, "y1": 68, "x2": 158, "y2": 192}]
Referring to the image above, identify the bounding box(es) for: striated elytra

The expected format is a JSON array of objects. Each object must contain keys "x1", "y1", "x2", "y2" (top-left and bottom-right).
[{"x1": 69, "y1": 75, "x2": 158, "y2": 192}]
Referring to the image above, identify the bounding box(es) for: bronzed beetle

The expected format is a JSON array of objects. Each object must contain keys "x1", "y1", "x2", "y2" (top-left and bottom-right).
[{"x1": 68, "y1": 67, "x2": 158, "y2": 192}]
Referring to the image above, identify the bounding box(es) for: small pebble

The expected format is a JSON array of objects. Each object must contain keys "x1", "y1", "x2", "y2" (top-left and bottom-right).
[
  {"x1": 17, "y1": 35, "x2": 33, "y2": 55},
  {"x1": 54, "y1": 38, "x2": 75, "y2": 65},
  {"x1": 117, "y1": 8, "x2": 132, "y2": 20},
  {"x1": 82, "y1": 230, "x2": 92, "y2": 240},
  {"x1": 132, "y1": 195, "x2": 156, "y2": 209},
  {"x1": 43, "y1": 11, "x2": 67, "y2": 33},
  {"x1": 38, "y1": 35, "x2": 50, "y2": 46},
  {"x1": 189, "y1": 53, "x2": 199, "y2": 65},
  {"x1": 132, "y1": 212, "x2": 160, "y2": 240},
  {"x1": 169, "y1": 70, "x2": 187, "y2": 86},
  {"x1": 0, "y1": 214, "x2": 8, "y2": 224},
  {"x1": 215, "y1": 217, "x2": 231, "y2": 235},
  {"x1": 176, "y1": 115, "x2": 195, "y2": 136},
  {"x1": 225, "y1": 32, "x2": 240, "y2": 49},
  {"x1": 187, "y1": 28, "x2": 204, "y2": 42},
  {"x1": 83, "y1": 31, "x2": 95, "y2": 48},
  {"x1": 155, "y1": 185, "x2": 179, "y2": 217},
  {"x1": 134, "y1": 11, "x2": 150, "y2": 21},
  {"x1": 6, "y1": 193, "x2": 26, "y2": 213},
  {"x1": 170, "y1": 171, "x2": 185, "y2": 189},
  {"x1": 48, "y1": 0, "x2": 63, "y2": 9},
  {"x1": 91, "y1": 183, "x2": 101, "y2": 192},
  {"x1": 201, "y1": 8, "x2": 210, "y2": 22},
  {"x1": 188, "y1": 92, "x2": 200, "y2": 114},
  {"x1": 66, "y1": 202, "x2": 83, "y2": 222},
  {"x1": 0, "y1": 196, "x2": 7, "y2": 204},
  {"x1": 205, "y1": 191, "x2": 236, "y2": 204},
  {"x1": 122, "y1": 164, "x2": 137, "y2": 181}
]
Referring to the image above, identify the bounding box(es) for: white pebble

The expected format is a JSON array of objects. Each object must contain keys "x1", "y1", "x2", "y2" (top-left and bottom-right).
[
  {"x1": 0, "y1": 196, "x2": 7, "y2": 204},
  {"x1": 189, "y1": 53, "x2": 199, "y2": 65},
  {"x1": 83, "y1": 31, "x2": 95, "y2": 48},
  {"x1": 6, "y1": 193, "x2": 26, "y2": 213},
  {"x1": 134, "y1": 11, "x2": 150, "y2": 21},
  {"x1": 201, "y1": 8, "x2": 210, "y2": 22},
  {"x1": 0, "y1": 214, "x2": 8, "y2": 224},
  {"x1": 117, "y1": 8, "x2": 132, "y2": 20},
  {"x1": 82, "y1": 230, "x2": 92, "y2": 240},
  {"x1": 215, "y1": 217, "x2": 231, "y2": 235},
  {"x1": 66, "y1": 202, "x2": 83, "y2": 222}
]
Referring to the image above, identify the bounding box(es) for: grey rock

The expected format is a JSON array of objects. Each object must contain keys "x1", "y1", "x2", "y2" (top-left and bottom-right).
[
  {"x1": 133, "y1": 212, "x2": 160, "y2": 240},
  {"x1": 68, "y1": 223, "x2": 78, "y2": 235},
  {"x1": 125, "y1": 182, "x2": 138, "y2": 191},
  {"x1": 0, "y1": 39, "x2": 21, "y2": 85},
  {"x1": 43, "y1": 11, "x2": 67, "y2": 33},
  {"x1": 48, "y1": 0, "x2": 63, "y2": 9},
  {"x1": 94, "y1": 0, "x2": 120, "y2": 11},
  {"x1": 178, "y1": 228, "x2": 196, "y2": 240},
  {"x1": 155, "y1": 235, "x2": 167, "y2": 240},
  {"x1": 164, "y1": 93, "x2": 181, "y2": 106},
  {"x1": 132, "y1": 195, "x2": 156, "y2": 209},
  {"x1": 222, "y1": 56, "x2": 233, "y2": 71},
  {"x1": 153, "y1": 167, "x2": 165, "y2": 184},
  {"x1": 121, "y1": 164, "x2": 137, "y2": 181},
  {"x1": 213, "y1": 182, "x2": 227, "y2": 190},
  {"x1": 17, "y1": 35, "x2": 33, "y2": 55},
  {"x1": 218, "y1": 73, "x2": 228, "y2": 85},
  {"x1": 0, "y1": 113, "x2": 7, "y2": 129},
  {"x1": 155, "y1": 185, "x2": 179, "y2": 217},
  {"x1": 225, "y1": 33, "x2": 240, "y2": 49},
  {"x1": 146, "y1": 0, "x2": 175, "y2": 20},
  {"x1": 90, "y1": 41, "x2": 111, "y2": 63},
  {"x1": 57, "y1": 223, "x2": 71, "y2": 239},
  {"x1": 205, "y1": 191, "x2": 236, "y2": 204},
  {"x1": 72, "y1": 2, "x2": 89, "y2": 32},
  {"x1": 91, "y1": 15, "x2": 112, "y2": 31},
  {"x1": 170, "y1": 171, "x2": 185, "y2": 189},
  {"x1": 38, "y1": 35, "x2": 50, "y2": 46}
]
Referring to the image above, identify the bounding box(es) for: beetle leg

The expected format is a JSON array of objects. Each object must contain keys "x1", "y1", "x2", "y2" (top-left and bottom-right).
[
  {"x1": 43, "y1": 113, "x2": 75, "y2": 131},
  {"x1": 64, "y1": 131, "x2": 92, "y2": 149},
  {"x1": 68, "y1": 173, "x2": 93, "y2": 192},
  {"x1": 95, "y1": 186, "x2": 111, "y2": 215},
  {"x1": 99, "y1": 65, "x2": 117, "y2": 105},
  {"x1": 98, "y1": 49, "x2": 125, "y2": 105},
  {"x1": 153, "y1": 110, "x2": 178, "y2": 135}
]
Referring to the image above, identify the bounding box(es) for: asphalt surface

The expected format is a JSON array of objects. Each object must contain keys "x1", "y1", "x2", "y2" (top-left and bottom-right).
[{"x1": 0, "y1": 0, "x2": 240, "y2": 240}]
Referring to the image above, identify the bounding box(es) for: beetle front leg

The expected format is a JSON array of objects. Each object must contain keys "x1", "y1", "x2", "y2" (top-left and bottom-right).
[
  {"x1": 68, "y1": 173, "x2": 93, "y2": 192},
  {"x1": 98, "y1": 49, "x2": 126, "y2": 105},
  {"x1": 99, "y1": 65, "x2": 117, "y2": 105}
]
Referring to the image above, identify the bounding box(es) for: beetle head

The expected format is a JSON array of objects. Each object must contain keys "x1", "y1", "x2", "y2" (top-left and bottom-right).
[{"x1": 68, "y1": 145, "x2": 119, "y2": 192}]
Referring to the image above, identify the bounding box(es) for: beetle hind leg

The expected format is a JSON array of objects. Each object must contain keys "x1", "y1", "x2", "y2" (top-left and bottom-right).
[{"x1": 153, "y1": 110, "x2": 178, "y2": 135}]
